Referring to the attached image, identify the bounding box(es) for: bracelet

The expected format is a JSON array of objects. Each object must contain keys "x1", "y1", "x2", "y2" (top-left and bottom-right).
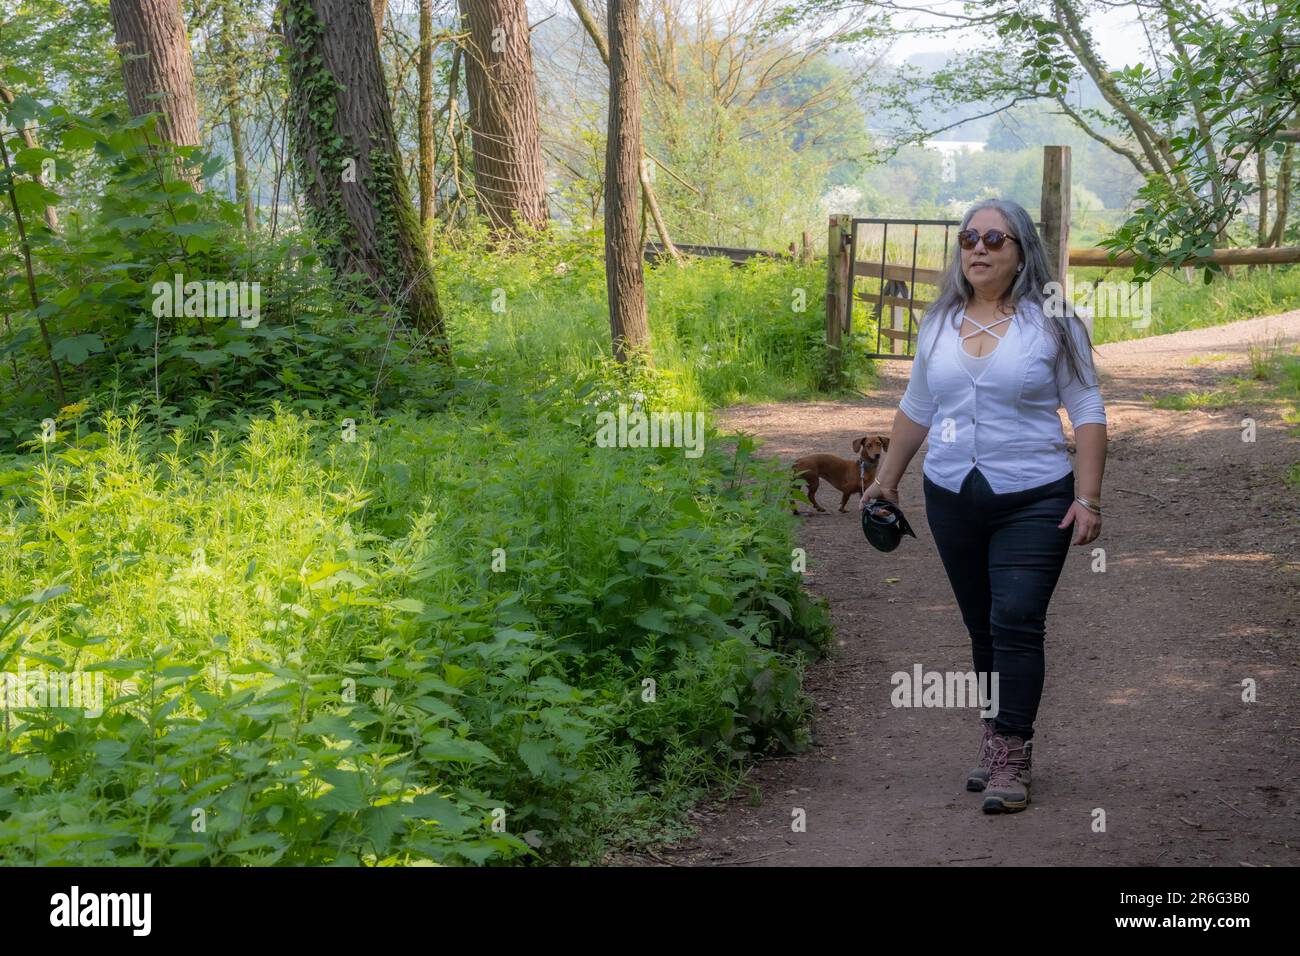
[
  {"x1": 872, "y1": 479, "x2": 898, "y2": 494},
  {"x1": 1075, "y1": 495, "x2": 1103, "y2": 515}
]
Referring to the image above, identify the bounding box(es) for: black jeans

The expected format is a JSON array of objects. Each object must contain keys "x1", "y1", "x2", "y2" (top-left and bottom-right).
[{"x1": 923, "y1": 466, "x2": 1075, "y2": 740}]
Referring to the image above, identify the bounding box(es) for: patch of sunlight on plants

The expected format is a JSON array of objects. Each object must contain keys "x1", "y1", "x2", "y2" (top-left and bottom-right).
[{"x1": 1148, "y1": 388, "x2": 1240, "y2": 410}]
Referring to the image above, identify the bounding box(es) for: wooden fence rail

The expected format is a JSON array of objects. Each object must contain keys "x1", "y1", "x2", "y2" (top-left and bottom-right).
[
  {"x1": 1068, "y1": 245, "x2": 1300, "y2": 268},
  {"x1": 644, "y1": 242, "x2": 781, "y2": 264},
  {"x1": 649, "y1": 233, "x2": 1300, "y2": 272}
]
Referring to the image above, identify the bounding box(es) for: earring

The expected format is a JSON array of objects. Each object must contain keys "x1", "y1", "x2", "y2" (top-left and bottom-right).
[{"x1": 1016, "y1": 264, "x2": 1024, "y2": 273}]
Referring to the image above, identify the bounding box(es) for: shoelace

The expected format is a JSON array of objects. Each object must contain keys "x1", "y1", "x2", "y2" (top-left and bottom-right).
[
  {"x1": 987, "y1": 737, "x2": 1029, "y2": 787},
  {"x1": 977, "y1": 724, "x2": 994, "y2": 765}
]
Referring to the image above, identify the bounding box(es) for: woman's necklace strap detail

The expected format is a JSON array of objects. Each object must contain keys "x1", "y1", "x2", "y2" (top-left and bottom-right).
[{"x1": 960, "y1": 315, "x2": 1012, "y2": 339}]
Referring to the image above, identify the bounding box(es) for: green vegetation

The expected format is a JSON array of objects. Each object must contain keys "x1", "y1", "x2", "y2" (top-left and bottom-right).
[
  {"x1": 0, "y1": 353, "x2": 832, "y2": 866},
  {"x1": 1088, "y1": 267, "x2": 1300, "y2": 345},
  {"x1": 1147, "y1": 386, "x2": 1246, "y2": 411},
  {"x1": 440, "y1": 235, "x2": 872, "y2": 408}
]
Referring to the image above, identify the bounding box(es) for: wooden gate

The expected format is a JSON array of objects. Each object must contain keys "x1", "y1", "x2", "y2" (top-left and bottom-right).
[
  {"x1": 848, "y1": 217, "x2": 955, "y2": 359},
  {"x1": 824, "y1": 145, "x2": 1072, "y2": 367}
]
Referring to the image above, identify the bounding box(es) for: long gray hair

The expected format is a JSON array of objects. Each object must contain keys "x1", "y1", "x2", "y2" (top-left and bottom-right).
[{"x1": 923, "y1": 198, "x2": 1097, "y2": 386}]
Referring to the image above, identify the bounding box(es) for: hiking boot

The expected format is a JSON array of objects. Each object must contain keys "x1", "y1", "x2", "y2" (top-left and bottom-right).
[
  {"x1": 981, "y1": 734, "x2": 1032, "y2": 813},
  {"x1": 966, "y1": 717, "x2": 995, "y2": 791}
]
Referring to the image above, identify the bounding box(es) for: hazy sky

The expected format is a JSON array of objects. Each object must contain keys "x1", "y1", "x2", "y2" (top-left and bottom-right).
[
  {"x1": 528, "y1": 0, "x2": 1159, "y2": 73},
  {"x1": 882, "y1": 2, "x2": 1155, "y2": 70},
  {"x1": 525, "y1": 0, "x2": 1164, "y2": 96}
]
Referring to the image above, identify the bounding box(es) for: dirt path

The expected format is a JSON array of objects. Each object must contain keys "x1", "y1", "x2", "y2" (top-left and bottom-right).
[{"x1": 666, "y1": 310, "x2": 1300, "y2": 866}]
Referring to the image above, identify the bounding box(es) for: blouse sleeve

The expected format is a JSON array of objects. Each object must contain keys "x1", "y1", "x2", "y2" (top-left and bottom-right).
[
  {"x1": 899, "y1": 321, "x2": 937, "y2": 427},
  {"x1": 1056, "y1": 316, "x2": 1107, "y2": 427}
]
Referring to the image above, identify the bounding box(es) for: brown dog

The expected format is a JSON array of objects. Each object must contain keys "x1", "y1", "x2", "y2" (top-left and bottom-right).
[{"x1": 792, "y1": 435, "x2": 890, "y2": 514}]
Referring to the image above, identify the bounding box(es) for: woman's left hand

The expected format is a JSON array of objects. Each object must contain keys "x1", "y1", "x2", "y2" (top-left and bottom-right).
[{"x1": 1059, "y1": 501, "x2": 1102, "y2": 545}]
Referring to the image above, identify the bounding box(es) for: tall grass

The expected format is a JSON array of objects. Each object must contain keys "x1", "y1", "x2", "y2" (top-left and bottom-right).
[
  {"x1": 437, "y1": 234, "x2": 873, "y2": 407},
  {"x1": 1088, "y1": 265, "x2": 1300, "y2": 344}
]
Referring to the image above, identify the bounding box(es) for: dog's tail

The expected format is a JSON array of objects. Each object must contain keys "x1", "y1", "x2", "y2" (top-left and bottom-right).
[{"x1": 790, "y1": 459, "x2": 810, "y2": 514}]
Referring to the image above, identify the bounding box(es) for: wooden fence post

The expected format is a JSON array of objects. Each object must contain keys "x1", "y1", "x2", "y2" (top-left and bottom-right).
[
  {"x1": 1040, "y1": 145, "x2": 1079, "y2": 331},
  {"x1": 825, "y1": 214, "x2": 851, "y2": 381}
]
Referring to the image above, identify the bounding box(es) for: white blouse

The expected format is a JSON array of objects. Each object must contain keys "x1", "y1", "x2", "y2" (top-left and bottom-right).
[{"x1": 898, "y1": 300, "x2": 1106, "y2": 494}]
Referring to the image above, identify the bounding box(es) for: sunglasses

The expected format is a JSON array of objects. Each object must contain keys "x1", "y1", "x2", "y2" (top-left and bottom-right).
[{"x1": 957, "y1": 228, "x2": 1019, "y2": 251}]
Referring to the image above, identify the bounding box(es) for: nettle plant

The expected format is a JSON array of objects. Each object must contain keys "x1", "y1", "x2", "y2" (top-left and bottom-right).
[
  {"x1": 0, "y1": 78, "x2": 439, "y2": 449},
  {"x1": 0, "y1": 381, "x2": 831, "y2": 864}
]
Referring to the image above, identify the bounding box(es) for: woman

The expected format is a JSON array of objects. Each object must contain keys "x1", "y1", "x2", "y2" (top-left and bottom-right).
[{"x1": 862, "y1": 198, "x2": 1107, "y2": 814}]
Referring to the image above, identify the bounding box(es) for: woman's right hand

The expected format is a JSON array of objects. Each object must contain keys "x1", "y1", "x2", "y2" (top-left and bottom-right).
[{"x1": 860, "y1": 479, "x2": 900, "y2": 510}]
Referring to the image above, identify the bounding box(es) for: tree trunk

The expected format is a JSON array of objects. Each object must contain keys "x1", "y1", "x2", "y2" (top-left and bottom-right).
[
  {"x1": 418, "y1": 0, "x2": 435, "y2": 231},
  {"x1": 220, "y1": 2, "x2": 255, "y2": 232},
  {"x1": 456, "y1": 0, "x2": 549, "y2": 235},
  {"x1": 568, "y1": 0, "x2": 681, "y2": 264},
  {"x1": 604, "y1": 0, "x2": 650, "y2": 361},
  {"x1": 444, "y1": 47, "x2": 469, "y2": 221},
  {"x1": 281, "y1": 0, "x2": 447, "y2": 351},
  {"x1": 1267, "y1": 144, "x2": 1293, "y2": 247},
  {"x1": 1258, "y1": 152, "x2": 1269, "y2": 247},
  {"x1": 372, "y1": 0, "x2": 387, "y2": 46},
  {"x1": 0, "y1": 87, "x2": 59, "y2": 231},
  {"x1": 108, "y1": 0, "x2": 202, "y2": 152}
]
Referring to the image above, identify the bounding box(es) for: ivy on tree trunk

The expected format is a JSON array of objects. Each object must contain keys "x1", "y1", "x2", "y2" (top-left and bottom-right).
[{"x1": 280, "y1": 0, "x2": 447, "y2": 352}]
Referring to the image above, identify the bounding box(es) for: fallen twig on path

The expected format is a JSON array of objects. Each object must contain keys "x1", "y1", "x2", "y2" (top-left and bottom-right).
[
  {"x1": 645, "y1": 847, "x2": 685, "y2": 867},
  {"x1": 730, "y1": 848, "x2": 795, "y2": 865},
  {"x1": 1215, "y1": 794, "x2": 1250, "y2": 818}
]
